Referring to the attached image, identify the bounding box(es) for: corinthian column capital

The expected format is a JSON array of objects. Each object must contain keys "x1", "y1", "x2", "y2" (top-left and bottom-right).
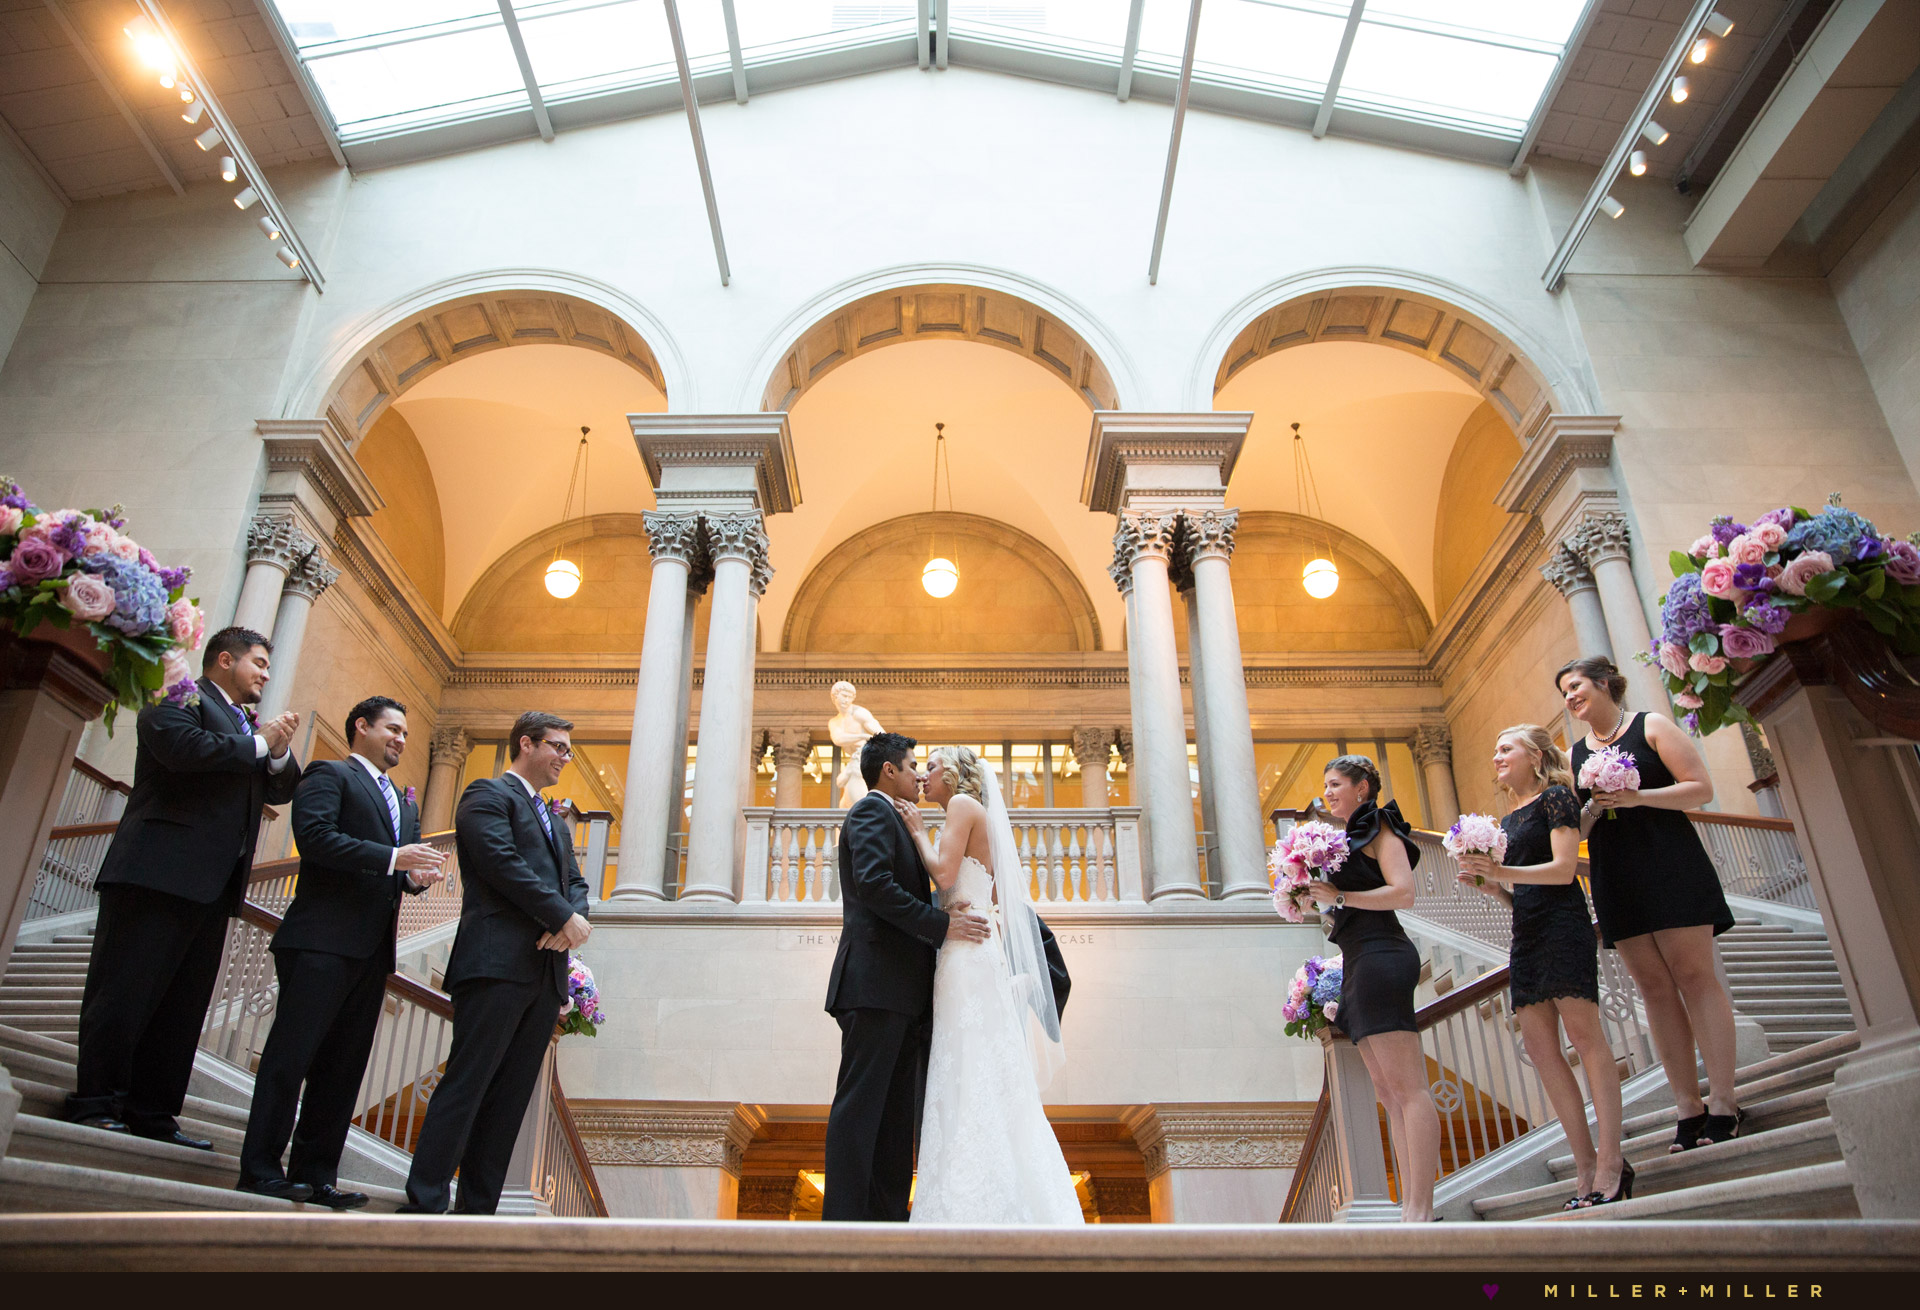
[
  {"x1": 1071, "y1": 726, "x2": 1116, "y2": 769},
  {"x1": 1124, "y1": 510, "x2": 1181, "y2": 562},
  {"x1": 429, "y1": 723, "x2": 470, "y2": 767},
  {"x1": 1411, "y1": 724, "x2": 1454, "y2": 768},
  {"x1": 1184, "y1": 507, "x2": 1239, "y2": 563},
  {"x1": 1569, "y1": 511, "x2": 1633, "y2": 569},
  {"x1": 1539, "y1": 543, "x2": 1596, "y2": 597},
  {"x1": 643, "y1": 511, "x2": 704, "y2": 568},
  {"x1": 703, "y1": 512, "x2": 767, "y2": 566},
  {"x1": 280, "y1": 552, "x2": 339, "y2": 601},
  {"x1": 246, "y1": 514, "x2": 316, "y2": 572},
  {"x1": 1108, "y1": 521, "x2": 1139, "y2": 597},
  {"x1": 772, "y1": 727, "x2": 813, "y2": 770}
]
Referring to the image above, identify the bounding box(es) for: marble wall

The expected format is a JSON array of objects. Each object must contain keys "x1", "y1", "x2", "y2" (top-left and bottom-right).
[
  {"x1": 1832, "y1": 166, "x2": 1920, "y2": 494},
  {"x1": 0, "y1": 131, "x2": 62, "y2": 371}
]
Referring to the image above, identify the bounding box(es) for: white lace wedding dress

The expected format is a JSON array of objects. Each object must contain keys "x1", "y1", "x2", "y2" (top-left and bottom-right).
[{"x1": 910, "y1": 854, "x2": 1085, "y2": 1225}]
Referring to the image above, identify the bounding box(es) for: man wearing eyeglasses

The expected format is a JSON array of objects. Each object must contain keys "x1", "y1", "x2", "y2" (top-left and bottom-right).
[{"x1": 398, "y1": 710, "x2": 590, "y2": 1214}]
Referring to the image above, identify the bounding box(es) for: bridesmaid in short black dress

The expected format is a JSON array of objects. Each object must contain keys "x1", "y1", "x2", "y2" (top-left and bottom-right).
[{"x1": 1324, "y1": 800, "x2": 1422, "y2": 1043}]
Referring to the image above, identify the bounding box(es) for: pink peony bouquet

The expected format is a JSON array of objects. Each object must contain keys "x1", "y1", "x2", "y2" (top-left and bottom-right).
[
  {"x1": 1648, "y1": 497, "x2": 1920, "y2": 735},
  {"x1": 1282, "y1": 954, "x2": 1343, "y2": 1040},
  {"x1": 1443, "y1": 813, "x2": 1508, "y2": 883},
  {"x1": 558, "y1": 956, "x2": 604, "y2": 1038},
  {"x1": 1577, "y1": 746, "x2": 1640, "y2": 821},
  {"x1": 1268, "y1": 821, "x2": 1349, "y2": 923},
  {"x1": 0, "y1": 478, "x2": 203, "y2": 731}
]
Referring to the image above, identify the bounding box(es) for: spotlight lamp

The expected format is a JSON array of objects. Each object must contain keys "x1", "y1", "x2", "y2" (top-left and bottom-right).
[
  {"x1": 1671, "y1": 76, "x2": 1690, "y2": 103},
  {"x1": 233, "y1": 186, "x2": 260, "y2": 210},
  {"x1": 194, "y1": 126, "x2": 222, "y2": 152},
  {"x1": 1629, "y1": 149, "x2": 1648, "y2": 177},
  {"x1": 1704, "y1": 12, "x2": 1734, "y2": 38},
  {"x1": 179, "y1": 88, "x2": 195, "y2": 103},
  {"x1": 220, "y1": 156, "x2": 237, "y2": 184},
  {"x1": 123, "y1": 22, "x2": 176, "y2": 89},
  {"x1": 1601, "y1": 195, "x2": 1626, "y2": 219},
  {"x1": 256, "y1": 215, "x2": 281, "y2": 240},
  {"x1": 274, "y1": 245, "x2": 301, "y2": 270},
  {"x1": 1691, "y1": 36, "x2": 1712, "y2": 64},
  {"x1": 182, "y1": 100, "x2": 204, "y2": 125},
  {"x1": 1641, "y1": 120, "x2": 1671, "y2": 147}
]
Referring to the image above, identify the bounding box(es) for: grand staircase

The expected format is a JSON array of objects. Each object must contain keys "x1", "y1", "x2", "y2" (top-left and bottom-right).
[
  {"x1": 1718, "y1": 919, "x2": 1855, "y2": 1054},
  {"x1": 0, "y1": 930, "x2": 407, "y2": 1214}
]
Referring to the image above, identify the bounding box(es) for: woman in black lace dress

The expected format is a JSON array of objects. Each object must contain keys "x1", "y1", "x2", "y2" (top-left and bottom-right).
[
  {"x1": 1457, "y1": 725, "x2": 1627, "y2": 1207},
  {"x1": 1560, "y1": 655, "x2": 1740, "y2": 1153},
  {"x1": 1303, "y1": 756, "x2": 1440, "y2": 1222}
]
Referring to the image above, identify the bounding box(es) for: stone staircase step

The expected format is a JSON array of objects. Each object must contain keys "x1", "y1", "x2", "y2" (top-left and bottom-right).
[
  {"x1": 0, "y1": 998, "x2": 86, "y2": 1015},
  {"x1": 1534, "y1": 1160, "x2": 1857, "y2": 1222},
  {"x1": 49, "y1": 935, "x2": 96, "y2": 945},
  {"x1": 1730, "y1": 998, "x2": 1853, "y2": 1016},
  {"x1": 0, "y1": 1158, "x2": 297, "y2": 1216},
  {"x1": 0, "y1": 1022, "x2": 78, "y2": 1062},
  {"x1": 1591, "y1": 1035, "x2": 1857, "y2": 1145},
  {"x1": 1725, "y1": 983, "x2": 1849, "y2": 1000},
  {"x1": 1753, "y1": 1013, "x2": 1855, "y2": 1031},
  {"x1": 1769, "y1": 1030, "x2": 1852, "y2": 1052},
  {"x1": 7, "y1": 1112, "x2": 250, "y2": 1186},
  {"x1": 1724, "y1": 961, "x2": 1843, "y2": 975},
  {"x1": 1, "y1": 1014, "x2": 79, "y2": 1038},
  {"x1": 1553, "y1": 1088, "x2": 1835, "y2": 1177}
]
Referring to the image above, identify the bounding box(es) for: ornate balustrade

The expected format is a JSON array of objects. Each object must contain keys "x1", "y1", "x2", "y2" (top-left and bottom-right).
[{"x1": 1686, "y1": 811, "x2": 1815, "y2": 910}]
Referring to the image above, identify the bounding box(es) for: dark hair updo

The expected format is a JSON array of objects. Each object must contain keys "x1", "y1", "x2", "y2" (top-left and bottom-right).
[
  {"x1": 1554, "y1": 655, "x2": 1629, "y2": 704},
  {"x1": 1324, "y1": 754, "x2": 1382, "y2": 803}
]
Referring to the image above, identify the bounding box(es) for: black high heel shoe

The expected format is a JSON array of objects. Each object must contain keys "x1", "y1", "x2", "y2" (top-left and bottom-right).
[
  {"x1": 1580, "y1": 1159, "x2": 1634, "y2": 1208},
  {"x1": 1694, "y1": 1109, "x2": 1743, "y2": 1147},
  {"x1": 1669, "y1": 1112, "x2": 1708, "y2": 1154}
]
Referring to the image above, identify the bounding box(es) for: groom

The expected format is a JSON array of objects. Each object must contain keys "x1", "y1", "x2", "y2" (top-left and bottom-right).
[{"x1": 822, "y1": 732, "x2": 989, "y2": 1222}]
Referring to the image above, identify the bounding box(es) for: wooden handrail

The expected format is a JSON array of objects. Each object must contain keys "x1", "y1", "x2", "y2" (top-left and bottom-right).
[
  {"x1": 1278, "y1": 1083, "x2": 1331, "y2": 1222},
  {"x1": 1683, "y1": 810, "x2": 1796, "y2": 832},
  {"x1": 71, "y1": 758, "x2": 131, "y2": 795},
  {"x1": 549, "y1": 1072, "x2": 610, "y2": 1217},
  {"x1": 248, "y1": 856, "x2": 301, "y2": 885},
  {"x1": 47, "y1": 821, "x2": 120, "y2": 841},
  {"x1": 1413, "y1": 961, "x2": 1513, "y2": 1029},
  {"x1": 239, "y1": 897, "x2": 455, "y2": 1019}
]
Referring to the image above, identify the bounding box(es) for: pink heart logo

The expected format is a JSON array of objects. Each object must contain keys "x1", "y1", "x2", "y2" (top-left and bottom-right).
[{"x1": 1483, "y1": 1287, "x2": 1499, "y2": 1300}]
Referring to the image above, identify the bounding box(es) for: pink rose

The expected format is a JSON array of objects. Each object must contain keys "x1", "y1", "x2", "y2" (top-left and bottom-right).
[
  {"x1": 167, "y1": 598, "x2": 204, "y2": 648},
  {"x1": 1674, "y1": 691, "x2": 1704, "y2": 710},
  {"x1": 107, "y1": 532, "x2": 140, "y2": 561},
  {"x1": 58, "y1": 571, "x2": 115, "y2": 622},
  {"x1": 1753, "y1": 522, "x2": 1788, "y2": 551},
  {"x1": 1720, "y1": 625, "x2": 1776, "y2": 660},
  {"x1": 1688, "y1": 534, "x2": 1719, "y2": 560},
  {"x1": 1700, "y1": 558, "x2": 1738, "y2": 598},
  {"x1": 1658, "y1": 643, "x2": 1690, "y2": 678},
  {"x1": 160, "y1": 647, "x2": 194, "y2": 692},
  {"x1": 5, "y1": 537, "x2": 65, "y2": 583},
  {"x1": 81, "y1": 520, "x2": 114, "y2": 554},
  {"x1": 1727, "y1": 534, "x2": 1767, "y2": 566},
  {"x1": 1688, "y1": 651, "x2": 1728, "y2": 675},
  {"x1": 1321, "y1": 1001, "x2": 1338, "y2": 1022},
  {"x1": 1776, "y1": 551, "x2": 1835, "y2": 596},
  {"x1": 0, "y1": 505, "x2": 20, "y2": 536}
]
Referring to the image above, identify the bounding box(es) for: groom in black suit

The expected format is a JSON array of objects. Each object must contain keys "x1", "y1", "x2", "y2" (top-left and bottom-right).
[
  {"x1": 399, "y1": 710, "x2": 591, "y2": 1214},
  {"x1": 66, "y1": 626, "x2": 300, "y2": 1146},
  {"x1": 236, "y1": 695, "x2": 448, "y2": 1206},
  {"x1": 822, "y1": 732, "x2": 989, "y2": 1222}
]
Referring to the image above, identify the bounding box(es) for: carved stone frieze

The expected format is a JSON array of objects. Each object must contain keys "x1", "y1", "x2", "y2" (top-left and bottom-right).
[
  {"x1": 1568, "y1": 511, "x2": 1633, "y2": 570},
  {"x1": 1127, "y1": 1104, "x2": 1316, "y2": 1179},
  {"x1": 570, "y1": 1102, "x2": 760, "y2": 1174},
  {"x1": 1538, "y1": 544, "x2": 1596, "y2": 597},
  {"x1": 280, "y1": 553, "x2": 340, "y2": 602},
  {"x1": 429, "y1": 723, "x2": 470, "y2": 767},
  {"x1": 1411, "y1": 724, "x2": 1454, "y2": 769},
  {"x1": 642, "y1": 511, "x2": 704, "y2": 569}
]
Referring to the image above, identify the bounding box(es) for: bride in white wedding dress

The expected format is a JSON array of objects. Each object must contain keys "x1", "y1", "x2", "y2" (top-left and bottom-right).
[{"x1": 889, "y1": 747, "x2": 1085, "y2": 1225}]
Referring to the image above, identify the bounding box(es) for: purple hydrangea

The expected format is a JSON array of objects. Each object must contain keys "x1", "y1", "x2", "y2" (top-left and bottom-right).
[
  {"x1": 162, "y1": 678, "x2": 198, "y2": 707},
  {"x1": 156, "y1": 565, "x2": 191, "y2": 591},
  {"x1": 1661, "y1": 571, "x2": 1716, "y2": 645},
  {"x1": 1310, "y1": 967, "x2": 1342, "y2": 1008},
  {"x1": 46, "y1": 514, "x2": 88, "y2": 559},
  {"x1": 92, "y1": 555, "x2": 168, "y2": 637},
  {"x1": 1743, "y1": 598, "x2": 1791, "y2": 635},
  {"x1": 1710, "y1": 516, "x2": 1748, "y2": 547},
  {"x1": 1784, "y1": 506, "x2": 1879, "y2": 565}
]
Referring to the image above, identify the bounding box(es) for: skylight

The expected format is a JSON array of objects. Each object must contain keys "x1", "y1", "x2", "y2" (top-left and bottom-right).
[{"x1": 269, "y1": 0, "x2": 1589, "y2": 153}]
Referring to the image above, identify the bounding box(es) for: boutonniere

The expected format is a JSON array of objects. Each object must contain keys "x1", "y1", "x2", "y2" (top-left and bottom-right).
[
  {"x1": 548, "y1": 796, "x2": 571, "y2": 818},
  {"x1": 403, "y1": 785, "x2": 417, "y2": 807}
]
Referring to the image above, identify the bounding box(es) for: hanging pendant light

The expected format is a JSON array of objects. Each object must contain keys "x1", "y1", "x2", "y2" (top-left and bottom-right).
[
  {"x1": 1291, "y1": 422, "x2": 1339, "y2": 600},
  {"x1": 545, "y1": 426, "x2": 591, "y2": 599},
  {"x1": 921, "y1": 422, "x2": 960, "y2": 598}
]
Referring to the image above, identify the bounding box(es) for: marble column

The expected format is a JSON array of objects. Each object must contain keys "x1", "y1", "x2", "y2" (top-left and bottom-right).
[
  {"x1": 772, "y1": 727, "x2": 812, "y2": 808},
  {"x1": 232, "y1": 514, "x2": 313, "y2": 636},
  {"x1": 1111, "y1": 549, "x2": 1151, "y2": 853},
  {"x1": 663, "y1": 562, "x2": 708, "y2": 886},
  {"x1": 734, "y1": 550, "x2": 772, "y2": 849},
  {"x1": 684, "y1": 513, "x2": 767, "y2": 901},
  {"x1": 1071, "y1": 726, "x2": 1113, "y2": 808},
  {"x1": 1186, "y1": 508, "x2": 1268, "y2": 899},
  {"x1": 1570, "y1": 511, "x2": 1669, "y2": 714},
  {"x1": 612, "y1": 513, "x2": 703, "y2": 900},
  {"x1": 1412, "y1": 724, "x2": 1461, "y2": 828},
  {"x1": 1125, "y1": 511, "x2": 1203, "y2": 899},
  {"x1": 1540, "y1": 544, "x2": 1613, "y2": 662},
  {"x1": 1177, "y1": 568, "x2": 1218, "y2": 887},
  {"x1": 256, "y1": 551, "x2": 338, "y2": 721},
  {"x1": 422, "y1": 723, "x2": 469, "y2": 835}
]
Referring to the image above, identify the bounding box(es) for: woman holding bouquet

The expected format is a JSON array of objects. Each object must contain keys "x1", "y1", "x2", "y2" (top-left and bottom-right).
[
  {"x1": 1559, "y1": 656, "x2": 1740, "y2": 1153},
  {"x1": 1305, "y1": 756, "x2": 1440, "y2": 1222},
  {"x1": 1457, "y1": 725, "x2": 1626, "y2": 1207}
]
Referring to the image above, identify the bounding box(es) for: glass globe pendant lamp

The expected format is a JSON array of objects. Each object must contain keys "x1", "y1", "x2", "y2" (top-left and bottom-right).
[
  {"x1": 1291, "y1": 422, "x2": 1339, "y2": 599},
  {"x1": 545, "y1": 427, "x2": 591, "y2": 599},
  {"x1": 922, "y1": 557, "x2": 958, "y2": 598},
  {"x1": 921, "y1": 421, "x2": 960, "y2": 598}
]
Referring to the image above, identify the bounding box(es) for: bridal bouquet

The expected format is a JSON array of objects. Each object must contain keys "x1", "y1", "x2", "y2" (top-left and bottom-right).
[
  {"x1": 1577, "y1": 746, "x2": 1640, "y2": 820},
  {"x1": 1647, "y1": 497, "x2": 1920, "y2": 735},
  {"x1": 1442, "y1": 813, "x2": 1507, "y2": 883},
  {"x1": 558, "y1": 956, "x2": 604, "y2": 1038},
  {"x1": 1268, "y1": 821, "x2": 1349, "y2": 923},
  {"x1": 0, "y1": 478, "x2": 203, "y2": 731},
  {"x1": 1282, "y1": 954, "x2": 1343, "y2": 1040}
]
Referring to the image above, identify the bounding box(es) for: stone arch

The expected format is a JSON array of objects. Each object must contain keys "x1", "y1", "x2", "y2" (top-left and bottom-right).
[
  {"x1": 751, "y1": 267, "x2": 1133, "y2": 413},
  {"x1": 783, "y1": 513, "x2": 1101, "y2": 653},
  {"x1": 1194, "y1": 270, "x2": 1595, "y2": 438},
  {"x1": 292, "y1": 272, "x2": 683, "y2": 449}
]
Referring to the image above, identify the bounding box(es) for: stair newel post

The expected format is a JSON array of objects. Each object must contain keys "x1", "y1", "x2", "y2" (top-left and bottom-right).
[{"x1": 1320, "y1": 1031, "x2": 1399, "y2": 1222}]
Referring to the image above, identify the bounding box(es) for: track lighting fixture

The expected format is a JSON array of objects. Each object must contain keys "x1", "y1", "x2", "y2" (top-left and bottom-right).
[
  {"x1": 220, "y1": 156, "x2": 237, "y2": 183},
  {"x1": 1641, "y1": 120, "x2": 1670, "y2": 147},
  {"x1": 232, "y1": 186, "x2": 260, "y2": 210},
  {"x1": 1703, "y1": 12, "x2": 1734, "y2": 38},
  {"x1": 1691, "y1": 37, "x2": 1712, "y2": 63},
  {"x1": 1670, "y1": 76, "x2": 1690, "y2": 103},
  {"x1": 1600, "y1": 196, "x2": 1625, "y2": 220},
  {"x1": 182, "y1": 100, "x2": 204, "y2": 125},
  {"x1": 275, "y1": 246, "x2": 301, "y2": 269},
  {"x1": 194, "y1": 126, "x2": 221, "y2": 152},
  {"x1": 256, "y1": 215, "x2": 281, "y2": 239},
  {"x1": 1629, "y1": 150, "x2": 1648, "y2": 176}
]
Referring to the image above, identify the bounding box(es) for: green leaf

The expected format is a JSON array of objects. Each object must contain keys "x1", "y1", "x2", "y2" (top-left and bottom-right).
[
  {"x1": 1690, "y1": 631, "x2": 1720, "y2": 656},
  {"x1": 1863, "y1": 568, "x2": 1888, "y2": 601},
  {"x1": 1804, "y1": 572, "x2": 1849, "y2": 605},
  {"x1": 1670, "y1": 550, "x2": 1701, "y2": 577}
]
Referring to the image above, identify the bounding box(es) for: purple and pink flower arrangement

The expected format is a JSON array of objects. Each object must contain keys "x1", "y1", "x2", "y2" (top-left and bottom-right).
[
  {"x1": 558, "y1": 956, "x2": 604, "y2": 1038},
  {"x1": 0, "y1": 478, "x2": 203, "y2": 730},
  {"x1": 1577, "y1": 746, "x2": 1641, "y2": 820},
  {"x1": 1442, "y1": 813, "x2": 1508, "y2": 882},
  {"x1": 1268, "y1": 821, "x2": 1350, "y2": 923},
  {"x1": 1648, "y1": 499, "x2": 1920, "y2": 735},
  {"x1": 1282, "y1": 954, "x2": 1343, "y2": 1040}
]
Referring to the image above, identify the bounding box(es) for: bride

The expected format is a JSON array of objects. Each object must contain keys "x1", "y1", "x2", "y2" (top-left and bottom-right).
[{"x1": 889, "y1": 746, "x2": 1084, "y2": 1225}]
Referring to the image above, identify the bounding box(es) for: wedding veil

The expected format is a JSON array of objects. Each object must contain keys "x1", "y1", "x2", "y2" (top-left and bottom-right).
[{"x1": 980, "y1": 765, "x2": 1066, "y2": 1090}]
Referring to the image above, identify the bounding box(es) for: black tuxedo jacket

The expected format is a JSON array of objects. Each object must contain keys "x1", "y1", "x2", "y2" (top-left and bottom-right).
[
  {"x1": 825, "y1": 791, "x2": 951, "y2": 1018},
  {"x1": 95, "y1": 677, "x2": 300, "y2": 909},
  {"x1": 275, "y1": 758, "x2": 425, "y2": 969},
  {"x1": 444, "y1": 775, "x2": 589, "y2": 993}
]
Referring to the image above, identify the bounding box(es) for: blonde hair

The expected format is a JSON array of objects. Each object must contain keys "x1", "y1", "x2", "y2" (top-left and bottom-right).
[
  {"x1": 927, "y1": 746, "x2": 986, "y2": 803},
  {"x1": 1496, "y1": 723, "x2": 1576, "y2": 796}
]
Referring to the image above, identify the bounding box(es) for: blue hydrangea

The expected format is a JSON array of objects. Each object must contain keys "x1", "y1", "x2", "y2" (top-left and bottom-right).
[
  {"x1": 1784, "y1": 507, "x2": 1880, "y2": 565},
  {"x1": 1661, "y1": 571, "x2": 1715, "y2": 645},
  {"x1": 91, "y1": 555, "x2": 167, "y2": 636},
  {"x1": 1310, "y1": 965, "x2": 1342, "y2": 1008}
]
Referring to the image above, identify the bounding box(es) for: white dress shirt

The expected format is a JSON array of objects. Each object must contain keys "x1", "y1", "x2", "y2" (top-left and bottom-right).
[
  {"x1": 349, "y1": 751, "x2": 405, "y2": 880},
  {"x1": 207, "y1": 681, "x2": 291, "y2": 773}
]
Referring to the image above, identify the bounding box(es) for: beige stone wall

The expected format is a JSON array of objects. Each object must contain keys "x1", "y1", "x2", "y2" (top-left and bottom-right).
[
  {"x1": 357, "y1": 408, "x2": 446, "y2": 613},
  {"x1": 1441, "y1": 583, "x2": 1582, "y2": 819},
  {"x1": 1433, "y1": 402, "x2": 1523, "y2": 619},
  {"x1": 454, "y1": 530, "x2": 713, "y2": 656},
  {"x1": 0, "y1": 131, "x2": 62, "y2": 371},
  {"x1": 1831, "y1": 166, "x2": 1920, "y2": 493}
]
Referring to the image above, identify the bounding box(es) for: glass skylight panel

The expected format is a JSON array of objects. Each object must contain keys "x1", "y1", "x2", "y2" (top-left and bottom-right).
[
  {"x1": 1363, "y1": 0, "x2": 1587, "y2": 49},
  {"x1": 1338, "y1": 18, "x2": 1564, "y2": 135},
  {"x1": 293, "y1": 18, "x2": 527, "y2": 136},
  {"x1": 1137, "y1": 0, "x2": 1345, "y2": 98},
  {"x1": 729, "y1": 0, "x2": 921, "y2": 49},
  {"x1": 512, "y1": 1, "x2": 687, "y2": 102},
  {"x1": 944, "y1": 1, "x2": 1132, "y2": 55},
  {"x1": 273, "y1": 1, "x2": 498, "y2": 48}
]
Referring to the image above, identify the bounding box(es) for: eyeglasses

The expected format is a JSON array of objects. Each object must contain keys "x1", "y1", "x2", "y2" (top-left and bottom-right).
[{"x1": 538, "y1": 740, "x2": 575, "y2": 759}]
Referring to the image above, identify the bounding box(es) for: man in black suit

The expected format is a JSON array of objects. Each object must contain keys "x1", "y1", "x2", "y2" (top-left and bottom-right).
[
  {"x1": 398, "y1": 710, "x2": 591, "y2": 1214},
  {"x1": 235, "y1": 695, "x2": 449, "y2": 1206},
  {"x1": 65, "y1": 627, "x2": 301, "y2": 1148},
  {"x1": 822, "y1": 732, "x2": 989, "y2": 1222}
]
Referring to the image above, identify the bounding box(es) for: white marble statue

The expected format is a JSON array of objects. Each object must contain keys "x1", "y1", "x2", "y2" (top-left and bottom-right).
[{"x1": 827, "y1": 681, "x2": 884, "y2": 808}]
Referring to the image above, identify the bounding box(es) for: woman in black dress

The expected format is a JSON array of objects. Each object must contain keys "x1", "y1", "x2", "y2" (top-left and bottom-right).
[
  {"x1": 1457, "y1": 725, "x2": 1627, "y2": 1207},
  {"x1": 1303, "y1": 756, "x2": 1440, "y2": 1222},
  {"x1": 1560, "y1": 655, "x2": 1740, "y2": 1152}
]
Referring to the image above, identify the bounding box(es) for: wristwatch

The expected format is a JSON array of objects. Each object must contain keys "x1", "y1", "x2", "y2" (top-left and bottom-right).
[{"x1": 1334, "y1": 893, "x2": 1345, "y2": 911}]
